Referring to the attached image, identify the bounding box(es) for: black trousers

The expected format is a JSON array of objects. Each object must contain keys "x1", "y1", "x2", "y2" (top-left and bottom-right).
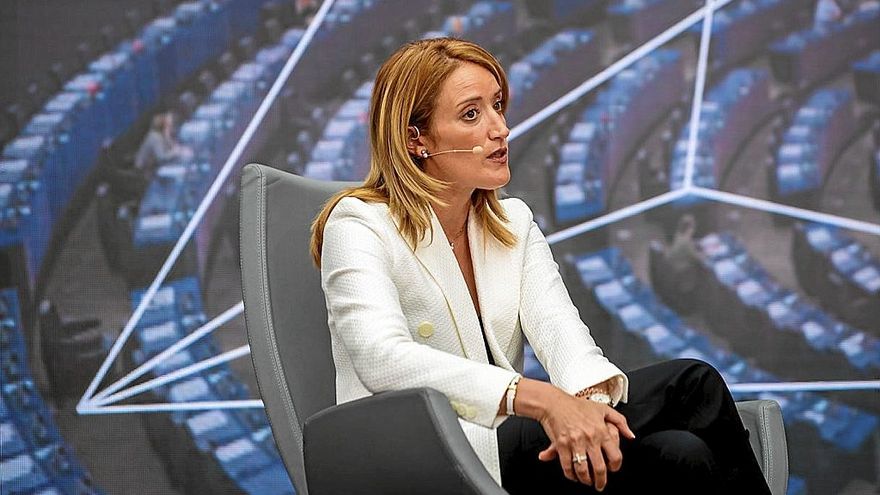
[{"x1": 497, "y1": 359, "x2": 772, "y2": 494}]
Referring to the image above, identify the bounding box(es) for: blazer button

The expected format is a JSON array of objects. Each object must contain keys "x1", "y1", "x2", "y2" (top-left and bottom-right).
[
  {"x1": 465, "y1": 405, "x2": 477, "y2": 420},
  {"x1": 417, "y1": 321, "x2": 434, "y2": 338}
]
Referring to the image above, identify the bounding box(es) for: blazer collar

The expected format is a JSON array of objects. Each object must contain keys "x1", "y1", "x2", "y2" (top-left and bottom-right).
[
  {"x1": 468, "y1": 209, "x2": 519, "y2": 363},
  {"x1": 412, "y1": 204, "x2": 518, "y2": 367}
]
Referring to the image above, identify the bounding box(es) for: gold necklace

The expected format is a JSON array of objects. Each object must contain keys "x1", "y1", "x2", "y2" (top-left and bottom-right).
[{"x1": 447, "y1": 220, "x2": 467, "y2": 249}]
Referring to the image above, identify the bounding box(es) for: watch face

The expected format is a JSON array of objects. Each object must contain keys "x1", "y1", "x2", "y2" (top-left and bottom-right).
[{"x1": 589, "y1": 392, "x2": 612, "y2": 405}]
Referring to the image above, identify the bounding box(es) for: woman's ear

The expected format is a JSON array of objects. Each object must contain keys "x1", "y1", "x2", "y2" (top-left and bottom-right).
[{"x1": 406, "y1": 125, "x2": 427, "y2": 159}]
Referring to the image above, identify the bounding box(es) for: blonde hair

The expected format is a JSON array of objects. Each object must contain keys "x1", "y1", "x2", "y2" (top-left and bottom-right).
[{"x1": 310, "y1": 37, "x2": 517, "y2": 267}]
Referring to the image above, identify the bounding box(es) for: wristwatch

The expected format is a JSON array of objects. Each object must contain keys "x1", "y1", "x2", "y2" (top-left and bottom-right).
[{"x1": 586, "y1": 391, "x2": 613, "y2": 406}]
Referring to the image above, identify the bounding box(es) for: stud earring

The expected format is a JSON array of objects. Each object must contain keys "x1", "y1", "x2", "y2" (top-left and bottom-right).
[{"x1": 420, "y1": 149, "x2": 429, "y2": 159}]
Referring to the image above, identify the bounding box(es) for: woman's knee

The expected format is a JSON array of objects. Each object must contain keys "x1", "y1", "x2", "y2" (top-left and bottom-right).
[
  {"x1": 639, "y1": 430, "x2": 717, "y2": 475},
  {"x1": 670, "y1": 358, "x2": 724, "y2": 387}
]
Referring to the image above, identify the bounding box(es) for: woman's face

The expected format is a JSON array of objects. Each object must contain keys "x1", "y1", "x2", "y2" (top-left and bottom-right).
[
  {"x1": 164, "y1": 113, "x2": 175, "y2": 131},
  {"x1": 419, "y1": 62, "x2": 510, "y2": 194}
]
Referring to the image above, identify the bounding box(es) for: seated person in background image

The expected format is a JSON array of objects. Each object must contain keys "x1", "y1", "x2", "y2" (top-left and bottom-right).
[
  {"x1": 134, "y1": 111, "x2": 192, "y2": 176},
  {"x1": 663, "y1": 213, "x2": 703, "y2": 309},
  {"x1": 311, "y1": 37, "x2": 771, "y2": 494}
]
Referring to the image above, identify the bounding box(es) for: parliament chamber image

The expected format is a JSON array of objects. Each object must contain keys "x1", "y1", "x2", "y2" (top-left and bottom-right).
[{"x1": 0, "y1": 0, "x2": 878, "y2": 493}]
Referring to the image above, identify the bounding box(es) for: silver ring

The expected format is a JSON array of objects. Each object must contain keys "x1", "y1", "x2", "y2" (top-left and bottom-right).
[{"x1": 573, "y1": 453, "x2": 587, "y2": 464}]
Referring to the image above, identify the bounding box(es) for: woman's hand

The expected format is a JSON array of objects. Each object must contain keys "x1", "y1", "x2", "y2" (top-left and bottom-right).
[{"x1": 515, "y1": 379, "x2": 634, "y2": 491}]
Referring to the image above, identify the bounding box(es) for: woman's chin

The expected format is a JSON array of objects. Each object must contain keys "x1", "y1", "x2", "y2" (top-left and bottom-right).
[{"x1": 482, "y1": 169, "x2": 511, "y2": 190}]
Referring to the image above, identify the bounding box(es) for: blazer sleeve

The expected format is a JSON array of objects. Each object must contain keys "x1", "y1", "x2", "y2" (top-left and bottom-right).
[
  {"x1": 512, "y1": 199, "x2": 629, "y2": 405},
  {"x1": 321, "y1": 198, "x2": 519, "y2": 428}
]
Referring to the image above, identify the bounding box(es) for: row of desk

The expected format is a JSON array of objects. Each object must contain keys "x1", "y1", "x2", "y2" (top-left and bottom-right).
[
  {"x1": 695, "y1": 232, "x2": 879, "y2": 378},
  {"x1": 793, "y1": 222, "x2": 880, "y2": 331},
  {"x1": 0, "y1": 0, "x2": 270, "y2": 294},
  {"x1": 773, "y1": 88, "x2": 856, "y2": 201},
  {"x1": 608, "y1": 0, "x2": 700, "y2": 47},
  {"x1": 700, "y1": 0, "x2": 807, "y2": 73},
  {"x1": 506, "y1": 29, "x2": 600, "y2": 126},
  {"x1": 769, "y1": 2, "x2": 879, "y2": 88},
  {"x1": 1, "y1": 288, "x2": 104, "y2": 495},
  {"x1": 565, "y1": 247, "x2": 878, "y2": 460},
  {"x1": 131, "y1": 25, "x2": 307, "y2": 282},
  {"x1": 669, "y1": 68, "x2": 773, "y2": 190},
  {"x1": 288, "y1": 0, "x2": 439, "y2": 99},
  {"x1": 553, "y1": 49, "x2": 683, "y2": 226},
  {"x1": 129, "y1": 277, "x2": 294, "y2": 494}
]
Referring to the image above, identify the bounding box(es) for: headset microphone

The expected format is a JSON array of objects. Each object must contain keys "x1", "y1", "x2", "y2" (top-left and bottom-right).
[{"x1": 422, "y1": 146, "x2": 484, "y2": 158}]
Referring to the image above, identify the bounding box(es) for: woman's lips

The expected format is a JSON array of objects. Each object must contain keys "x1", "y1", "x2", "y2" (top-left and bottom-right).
[{"x1": 487, "y1": 147, "x2": 508, "y2": 162}]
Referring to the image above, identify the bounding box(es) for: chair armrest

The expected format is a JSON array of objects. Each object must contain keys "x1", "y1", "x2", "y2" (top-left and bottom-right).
[
  {"x1": 303, "y1": 388, "x2": 508, "y2": 495},
  {"x1": 736, "y1": 400, "x2": 788, "y2": 495}
]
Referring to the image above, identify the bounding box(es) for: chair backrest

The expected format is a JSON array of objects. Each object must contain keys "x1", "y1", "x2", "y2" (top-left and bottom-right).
[{"x1": 239, "y1": 163, "x2": 356, "y2": 495}]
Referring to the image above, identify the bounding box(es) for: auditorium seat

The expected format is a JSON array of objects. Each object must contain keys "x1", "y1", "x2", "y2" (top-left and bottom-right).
[
  {"x1": 697, "y1": 0, "x2": 809, "y2": 73},
  {"x1": 608, "y1": 0, "x2": 699, "y2": 48},
  {"x1": 768, "y1": 3, "x2": 879, "y2": 88},
  {"x1": 1, "y1": 0, "x2": 274, "y2": 300},
  {"x1": 771, "y1": 88, "x2": 856, "y2": 207},
  {"x1": 0, "y1": 289, "x2": 105, "y2": 494},
  {"x1": 564, "y1": 246, "x2": 876, "y2": 489},
  {"x1": 38, "y1": 300, "x2": 110, "y2": 403},
  {"x1": 124, "y1": 277, "x2": 295, "y2": 494},
  {"x1": 792, "y1": 222, "x2": 880, "y2": 331},
  {"x1": 693, "y1": 232, "x2": 880, "y2": 380},
  {"x1": 505, "y1": 29, "x2": 599, "y2": 126},
  {"x1": 553, "y1": 49, "x2": 683, "y2": 227},
  {"x1": 669, "y1": 68, "x2": 773, "y2": 191}
]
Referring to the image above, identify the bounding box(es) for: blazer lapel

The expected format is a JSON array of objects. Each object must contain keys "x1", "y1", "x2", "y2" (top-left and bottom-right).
[
  {"x1": 469, "y1": 211, "x2": 519, "y2": 368},
  {"x1": 412, "y1": 206, "x2": 489, "y2": 362}
]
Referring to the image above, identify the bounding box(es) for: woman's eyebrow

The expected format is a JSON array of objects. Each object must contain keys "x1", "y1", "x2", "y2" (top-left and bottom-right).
[
  {"x1": 455, "y1": 89, "x2": 503, "y2": 109},
  {"x1": 456, "y1": 95, "x2": 482, "y2": 110}
]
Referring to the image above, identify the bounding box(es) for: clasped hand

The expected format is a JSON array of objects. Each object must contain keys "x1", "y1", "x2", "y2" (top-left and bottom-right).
[{"x1": 537, "y1": 392, "x2": 635, "y2": 492}]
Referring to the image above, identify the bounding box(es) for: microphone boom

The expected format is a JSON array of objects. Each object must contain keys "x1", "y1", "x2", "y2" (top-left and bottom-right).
[{"x1": 425, "y1": 145, "x2": 484, "y2": 157}]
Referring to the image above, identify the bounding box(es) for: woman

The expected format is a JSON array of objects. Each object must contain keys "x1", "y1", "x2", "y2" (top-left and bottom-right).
[
  {"x1": 134, "y1": 112, "x2": 192, "y2": 176},
  {"x1": 310, "y1": 37, "x2": 770, "y2": 494}
]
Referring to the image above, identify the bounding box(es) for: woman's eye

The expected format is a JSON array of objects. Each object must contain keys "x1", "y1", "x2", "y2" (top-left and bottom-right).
[
  {"x1": 463, "y1": 108, "x2": 478, "y2": 121},
  {"x1": 493, "y1": 100, "x2": 504, "y2": 111}
]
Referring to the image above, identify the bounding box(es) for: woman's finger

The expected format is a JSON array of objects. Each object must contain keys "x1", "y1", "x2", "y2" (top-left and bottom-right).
[
  {"x1": 587, "y1": 444, "x2": 608, "y2": 491},
  {"x1": 602, "y1": 424, "x2": 623, "y2": 473},
  {"x1": 556, "y1": 443, "x2": 577, "y2": 482},
  {"x1": 571, "y1": 445, "x2": 593, "y2": 487},
  {"x1": 605, "y1": 409, "x2": 635, "y2": 440},
  {"x1": 537, "y1": 443, "x2": 557, "y2": 462}
]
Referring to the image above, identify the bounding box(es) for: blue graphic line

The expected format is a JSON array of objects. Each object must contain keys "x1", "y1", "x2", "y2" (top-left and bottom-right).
[
  {"x1": 546, "y1": 188, "x2": 689, "y2": 245},
  {"x1": 92, "y1": 345, "x2": 252, "y2": 407},
  {"x1": 78, "y1": 400, "x2": 265, "y2": 415},
  {"x1": 91, "y1": 302, "x2": 244, "y2": 403},
  {"x1": 692, "y1": 187, "x2": 880, "y2": 236},
  {"x1": 77, "y1": 0, "x2": 337, "y2": 414},
  {"x1": 508, "y1": 0, "x2": 733, "y2": 142},
  {"x1": 682, "y1": 0, "x2": 716, "y2": 189},
  {"x1": 729, "y1": 380, "x2": 880, "y2": 393}
]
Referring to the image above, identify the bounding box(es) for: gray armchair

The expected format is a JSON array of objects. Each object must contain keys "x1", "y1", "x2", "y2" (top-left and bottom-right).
[{"x1": 239, "y1": 163, "x2": 789, "y2": 495}]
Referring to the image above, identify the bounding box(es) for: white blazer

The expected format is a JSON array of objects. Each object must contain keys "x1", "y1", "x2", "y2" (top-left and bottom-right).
[{"x1": 320, "y1": 196, "x2": 628, "y2": 485}]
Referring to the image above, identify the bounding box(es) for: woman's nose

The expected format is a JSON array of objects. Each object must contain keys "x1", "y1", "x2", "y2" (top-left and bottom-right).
[{"x1": 489, "y1": 113, "x2": 509, "y2": 140}]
